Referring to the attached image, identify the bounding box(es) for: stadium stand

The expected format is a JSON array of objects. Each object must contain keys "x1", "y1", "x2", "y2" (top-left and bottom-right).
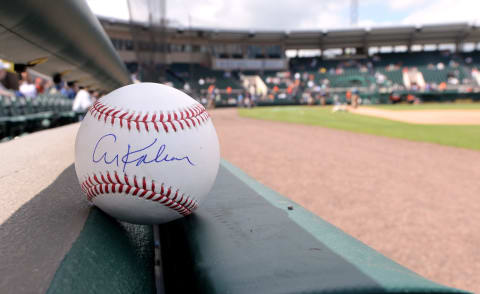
[
  {"x1": 0, "y1": 94, "x2": 82, "y2": 141},
  {"x1": 152, "y1": 49, "x2": 480, "y2": 106},
  {"x1": 97, "y1": 17, "x2": 480, "y2": 106},
  {"x1": 167, "y1": 63, "x2": 243, "y2": 90}
]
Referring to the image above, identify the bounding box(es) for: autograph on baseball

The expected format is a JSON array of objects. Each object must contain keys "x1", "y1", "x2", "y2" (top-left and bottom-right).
[{"x1": 92, "y1": 133, "x2": 195, "y2": 172}]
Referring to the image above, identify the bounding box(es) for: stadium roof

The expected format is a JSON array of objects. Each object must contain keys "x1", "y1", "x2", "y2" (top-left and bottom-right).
[
  {"x1": 0, "y1": 1, "x2": 131, "y2": 91},
  {"x1": 101, "y1": 18, "x2": 480, "y2": 50}
]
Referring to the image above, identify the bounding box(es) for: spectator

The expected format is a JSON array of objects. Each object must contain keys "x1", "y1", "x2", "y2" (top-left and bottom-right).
[
  {"x1": 43, "y1": 79, "x2": 54, "y2": 93},
  {"x1": 50, "y1": 73, "x2": 67, "y2": 95},
  {"x1": 407, "y1": 94, "x2": 415, "y2": 104},
  {"x1": 19, "y1": 71, "x2": 37, "y2": 98},
  {"x1": 286, "y1": 84, "x2": 293, "y2": 95},
  {"x1": 438, "y1": 82, "x2": 447, "y2": 91},
  {"x1": 0, "y1": 61, "x2": 15, "y2": 97},
  {"x1": 72, "y1": 86, "x2": 93, "y2": 112},
  {"x1": 345, "y1": 90, "x2": 352, "y2": 104},
  {"x1": 375, "y1": 72, "x2": 386, "y2": 84},
  {"x1": 390, "y1": 92, "x2": 401, "y2": 104},
  {"x1": 65, "y1": 81, "x2": 77, "y2": 99},
  {"x1": 183, "y1": 82, "x2": 191, "y2": 92},
  {"x1": 244, "y1": 93, "x2": 251, "y2": 108},
  {"x1": 207, "y1": 84, "x2": 215, "y2": 95},
  {"x1": 35, "y1": 77, "x2": 46, "y2": 94},
  {"x1": 237, "y1": 93, "x2": 243, "y2": 106}
]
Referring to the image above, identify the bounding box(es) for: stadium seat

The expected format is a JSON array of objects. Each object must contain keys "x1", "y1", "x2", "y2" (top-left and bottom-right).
[
  {"x1": 1, "y1": 96, "x2": 27, "y2": 137},
  {"x1": 0, "y1": 94, "x2": 80, "y2": 141},
  {"x1": 0, "y1": 96, "x2": 10, "y2": 139}
]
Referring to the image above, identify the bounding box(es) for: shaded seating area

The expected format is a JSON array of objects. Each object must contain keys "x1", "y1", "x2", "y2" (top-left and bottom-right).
[{"x1": 0, "y1": 94, "x2": 82, "y2": 141}]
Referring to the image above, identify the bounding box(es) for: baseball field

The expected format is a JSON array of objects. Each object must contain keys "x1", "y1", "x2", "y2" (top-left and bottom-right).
[
  {"x1": 238, "y1": 103, "x2": 480, "y2": 150},
  {"x1": 216, "y1": 106, "x2": 480, "y2": 292}
]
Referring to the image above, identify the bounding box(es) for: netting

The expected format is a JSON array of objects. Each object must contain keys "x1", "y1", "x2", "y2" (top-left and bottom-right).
[{"x1": 127, "y1": 0, "x2": 167, "y2": 82}]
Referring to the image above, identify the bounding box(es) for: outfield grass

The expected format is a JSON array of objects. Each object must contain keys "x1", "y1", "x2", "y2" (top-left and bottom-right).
[
  {"x1": 238, "y1": 106, "x2": 480, "y2": 150},
  {"x1": 371, "y1": 103, "x2": 480, "y2": 111}
]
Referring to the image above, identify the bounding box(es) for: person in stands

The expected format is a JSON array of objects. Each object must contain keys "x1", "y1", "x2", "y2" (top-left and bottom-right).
[
  {"x1": 65, "y1": 81, "x2": 77, "y2": 99},
  {"x1": 50, "y1": 73, "x2": 68, "y2": 96},
  {"x1": 19, "y1": 71, "x2": 37, "y2": 98},
  {"x1": 72, "y1": 86, "x2": 92, "y2": 113},
  {"x1": 34, "y1": 77, "x2": 46, "y2": 94},
  {"x1": 0, "y1": 61, "x2": 15, "y2": 97}
]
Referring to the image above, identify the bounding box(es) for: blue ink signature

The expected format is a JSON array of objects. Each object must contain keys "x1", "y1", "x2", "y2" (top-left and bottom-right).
[{"x1": 92, "y1": 133, "x2": 195, "y2": 172}]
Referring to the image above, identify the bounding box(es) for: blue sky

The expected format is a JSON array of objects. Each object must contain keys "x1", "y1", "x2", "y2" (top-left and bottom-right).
[{"x1": 87, "y1": 0, "x2": 480, "y2": 30}]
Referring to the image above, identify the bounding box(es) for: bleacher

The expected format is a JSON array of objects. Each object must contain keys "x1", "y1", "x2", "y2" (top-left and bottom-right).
[
  {"x1": 0, "y1": 94, "x2": 81, "y2": 141},
  {"x1": 152, "y1": 50, "x2": 480, "y2": 106},
  {"x1": 372, "y1": 51, "x2": 455, "y2": 67},
  {"x1": 419, "y1": 66, "x2": 450, "y2": 84},
  {"x1": 376, "y1": 68, "x2": 403, "y2": 85},
  {"x1": 325, "y1": 69, "x2": 372, "y2": 88},
  {"x1": 167, "y1": 63, "x2": 243, "y2": 91},
  {"x1": 263, "y1": 71, "x2": 289, "y2": 89}
]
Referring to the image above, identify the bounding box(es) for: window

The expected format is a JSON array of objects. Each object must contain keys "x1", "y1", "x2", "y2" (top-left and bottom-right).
[
  {"x1": 247, "y1": 45, "x2": 264, "y2": 59},
  {"x1": 110, "y1": 38, "x2": 124, "y2": 51},
  {"x1": 125, "y1": 40, "x2": 134, "y2": 51},
  {"x1": 267, "y1": 45, "x2": 282, "y2": 58}
]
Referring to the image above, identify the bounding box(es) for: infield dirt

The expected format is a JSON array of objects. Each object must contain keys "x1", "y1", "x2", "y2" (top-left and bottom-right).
[
  {"x1": 211, "y1": 108, "x2": 480, "y2": 293},
  {"x1": 351, "y1": 106, "x2": 480, "y2": 125}
]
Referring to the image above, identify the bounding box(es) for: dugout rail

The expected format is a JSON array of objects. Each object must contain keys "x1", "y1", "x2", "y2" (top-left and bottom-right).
[{"x1": 45, "y1": 160, "x2": 470, "y2": 294}]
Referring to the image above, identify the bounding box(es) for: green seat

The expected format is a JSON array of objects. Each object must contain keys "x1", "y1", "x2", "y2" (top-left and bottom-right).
[
  {"x1": 0, "y1": 96, "x2": 10, "y2": 140},
  {"x1": 2, "y1": 96, "x2": 27, "y2": 137},
  {"x1": 21, "y1": 97, "x2": 51, "y2": 131},
  {"x1": 56, "y1": 98, "x2": 77, "y2": 124}
]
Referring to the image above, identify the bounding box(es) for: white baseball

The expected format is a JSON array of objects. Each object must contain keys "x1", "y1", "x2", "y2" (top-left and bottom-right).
[{"x1": 74, "y1": 83, "x2": 220, "y2": 224}]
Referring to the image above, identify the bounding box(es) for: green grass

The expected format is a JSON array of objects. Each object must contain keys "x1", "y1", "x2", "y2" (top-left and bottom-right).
[
  {"x1": 371, "y1": 103, "x2": 480, "y2": 111},
  {"x1": 238, "y1": 106, "x2": 480, "y2": 150}
]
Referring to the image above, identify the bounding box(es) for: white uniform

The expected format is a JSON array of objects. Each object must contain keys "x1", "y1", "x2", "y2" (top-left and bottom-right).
[{"x1": 72, "y1": 89, "x2": 92, "y2": 112}]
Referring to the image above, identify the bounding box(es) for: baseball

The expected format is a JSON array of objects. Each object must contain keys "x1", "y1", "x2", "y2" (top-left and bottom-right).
[{"x1": 74, "y1": 83, "x2": 220, "y2": 224}]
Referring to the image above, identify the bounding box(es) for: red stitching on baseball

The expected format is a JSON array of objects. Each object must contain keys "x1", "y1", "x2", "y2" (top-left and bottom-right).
[
  {"x1": 81, "y1": 171, "x2": 198, "y2": 216},
  {"x1": 89, "y1": 100, "x2": 210, "y2": 133},
  {"x1": 118, "y1": 112, "x2": 128, "y2": 128},
  {"x1": 126, "y1": 113, "x2": 134, "y2": 131}
]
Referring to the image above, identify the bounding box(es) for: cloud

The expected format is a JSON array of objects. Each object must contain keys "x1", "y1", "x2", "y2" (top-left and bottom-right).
[
  {"x1": 168, "y1": 0, "x2": 349, "y2": 30},
  {"x1": 86, "y1": 0, "x2": 480, "y2": 31},
  {"x1": 87, "y1": 0, "x2": 350, "y2": 30},
  {"x1": 401, "y1": 0, "x2": 480, "y2": 25},
  {"x1": 388, "y1": 0, "x2": 429, "y2": 11},
  {"x1": 357, "y1": 19, "x2": 394, "y2": 29},
  {"x1": 86, "y1": 0, "x2": 129, "y2": 20}
]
